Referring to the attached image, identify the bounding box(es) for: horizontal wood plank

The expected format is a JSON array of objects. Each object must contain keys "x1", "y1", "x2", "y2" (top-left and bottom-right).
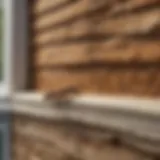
[
  {"x1": 32, "y1": 0, "x2": 91, "y2": 30},
  {"x1": 33, "y1": 0, "x2": 160, "y2": 16},
  {"x1": 32, "y1": 0, "x2": 160, "y2": 32},
  {"x1": 33, "y1": 43, "x2": 91, "y2": 66},
  {"x1": 33, "y1": 40, "x2": 160, "y2": 66},
  {"x1": 33, "y1": 67, "x2": 160, "y2": 97},
  {"x1": 33, "y1": 19, "x2": 90, "y2": 44},
  {"x1": 33, "y1": 0, "x2": 69, "y2": 14},
  {"x1": 32, "y1": 9, "x2": 160, "y2": 46},
  {"x1": 100, "y1": 9, "x2": 160, "y2": 35}
]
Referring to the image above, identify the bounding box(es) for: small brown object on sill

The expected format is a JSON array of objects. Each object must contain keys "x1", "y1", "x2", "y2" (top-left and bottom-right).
[{"x1": 45, "y1": 86, "x2": 79, "y2": 106}]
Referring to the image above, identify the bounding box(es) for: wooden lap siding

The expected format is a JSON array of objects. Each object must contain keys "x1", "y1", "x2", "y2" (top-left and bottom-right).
[{"x1": 29, "y1": 0, "x2": 160, "y2": 97}]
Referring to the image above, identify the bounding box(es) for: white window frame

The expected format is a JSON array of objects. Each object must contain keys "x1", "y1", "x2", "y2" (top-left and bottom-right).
[{"x1": 0, "y1": 0, "x2": 28, "y2": 97}]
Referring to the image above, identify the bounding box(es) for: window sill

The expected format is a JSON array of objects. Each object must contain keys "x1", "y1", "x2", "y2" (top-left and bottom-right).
[
  {"x1": 13, "y1": 92, "x2": 160, "y2": 116},
  {"x1": 12, "y1": 92, "x2": 160, "y2": 155}
]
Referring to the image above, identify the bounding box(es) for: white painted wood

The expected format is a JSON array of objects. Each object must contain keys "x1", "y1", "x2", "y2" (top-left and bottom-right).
[
  {"x1": 12, "y1": 93, "x2": 160, "y2": 116},
  {"x1": 13, "y1": 92, "x2": 46, "y2": 102},
  {"x1": 69, "y1": 94, "x2": 160, "y2": 116},
  {"x1": 0, "y1": 0, "x2": 28, "y2": 96}
]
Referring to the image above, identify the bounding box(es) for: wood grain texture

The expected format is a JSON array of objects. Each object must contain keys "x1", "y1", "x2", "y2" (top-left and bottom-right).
[
  {"x1": 32, "y1": 0, "x2": 90, "y2": 30},
  {"x1": 33, "y1": 40, "x2": 160, "y2": 66},
  {"x1": 33, "y1": 0, "x2": 70, "y2": 14},
  {"x1": 32, "y1": 9, "x2": 160, "y2": 45},
  {"x1": 32, "y1": 67, "x2": 160, "y2": 97},
  {"x1": 29, "y1": 0, "x2": 160, "y2": 97},
  {"x1": 32, "y1": 0, "x2": 160, "y2": 31}
]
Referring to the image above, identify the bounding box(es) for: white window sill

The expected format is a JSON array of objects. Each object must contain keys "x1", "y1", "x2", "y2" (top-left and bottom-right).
[
  {"x1": 12, "y1": 92, "x2": 160, "y2": 116},
  {"x1": 12, "y1": 92, "x2": 160, "y2": 135}
]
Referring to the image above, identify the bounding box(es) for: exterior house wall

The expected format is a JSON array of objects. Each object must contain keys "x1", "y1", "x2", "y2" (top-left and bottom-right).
[
  {"x1": 12, "y1": 1, "x2": 160, "y2": 160},
  {"x1": 29, "y1": 0, "x2": 160, "y2": 97}
]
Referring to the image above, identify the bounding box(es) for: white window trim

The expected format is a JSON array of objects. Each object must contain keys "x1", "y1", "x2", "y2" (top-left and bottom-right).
[{"x1": 0, "y1": 0, "x2": 28, "y2": 97}]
